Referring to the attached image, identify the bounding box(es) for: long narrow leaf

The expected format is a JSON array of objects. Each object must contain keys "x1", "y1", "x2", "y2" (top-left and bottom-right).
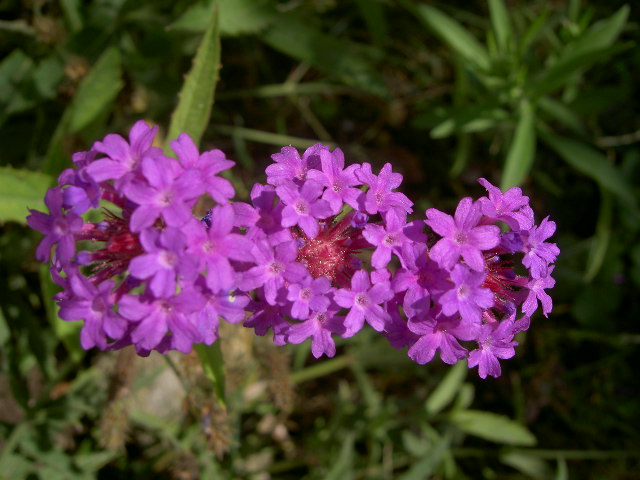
[
  {"x1": 194, "y1": 342, "x2": 226, "y2": 407},
  {"x1": 450, "y1": 410, "x2": 537, "y2": 446},
  {"x1": 585, "y1": 188, "x2": 612, "y2": 281},
  {"x1": 488, "y1": 0, "x2": 512, "y2": 54},
  {"x1": 68, "y1": 47, "x2": 123, "y2": 133},
  {"x1": 501, "y1": 102, "x2": 536, "y2": 189},
  {"x1": 411, "y1": 4, "x2": 490, "y2": 71},
  {"x1": 259, "y1": 15, "x2": 388, "y2": 98},
  {"x1": 541, "y1": 132, "x2": 636, "y2": 208},
  {"x1": 166, "y1": 4, "x2": 221, "y2": 147}
]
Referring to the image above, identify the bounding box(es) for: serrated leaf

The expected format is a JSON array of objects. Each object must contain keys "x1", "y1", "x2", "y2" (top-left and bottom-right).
[
  {"x1": 426, "y1": 360, "x2": 467, "y2": 415},
  {"x1": 68, "y1": 47, "x2": 123, "y2": 133},
  {"x1": 541, "y1": 132, "x2": 636, "y2": 208},
  {"x1": 450, "y1": 410, "x2": 537, "y2": 446},
  {"x1": 166, "y1": 4, "x2": 221, "y2": 147},
  {"x1": 501, "y1": 101, "x2": 536, "y2": 189},
  {"x1": 411, "y1": 4, "x2": 490, "y2": 71},
  {"x1": 0, "y1": 167, "x2": 52, "y2": 224},
  {"x1": 260, "y1": 15, "x2": 388, "y2": 98}
]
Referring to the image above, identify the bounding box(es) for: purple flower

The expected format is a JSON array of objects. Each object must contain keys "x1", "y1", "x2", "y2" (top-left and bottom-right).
[
  {"x1": 57, "y1": 276, "x2": 126, "y2": 349},
  {"x1": 438, "y1": 264, "x2": 494, "y2": 325},
  {"x1": 306, "y1": 147, "x2": 361, "y2": 213},
  {"x1": 124, "y1": 155, "x2": 199, "y2": 232},
  {"x1": 118, "y1": 287, "x2": 206, "y2": 353},
  {"x1": 426, "y1": 197, "x2": 500, "y2": 271},
  {"x1": 170, "y1": 133, "x2": 235, "y2": 204},
  {"x1": 128, "y1": 227, "x2": 197, "y2": 298},
  {"x1": 27, "y1": 188, "x2": 85, "y2": 264},
  {"x1": 194, "y1": 284, "x2": 250, "y2": 344},
  {"x1": 467, "y1": 320, "x2": 517, "y2": 379},
  {"x1": 287, "y1": 307, "x2": 346, "y2": 358},
  {"x1": 239, "y1": 240, "x2": 308, "y2": 305},
  {"x1": 477, "y1": 177, "x2": 534, "y2": 230},
  {"x1": 383, "y1": 302, "x2": 420, "y2": 349},
  {"x1": 186, "y1": 205, "x2": 254, "y2": 292},
  {"x1": 244, "y1": 297, "x2": 290, "y2": 346},
  {"x1": 522, "y1": 217, "x2": 559, "y2": 279},
  {"x1": 266, "y1": 144, "x2": 324, "y2": 186},
  {"x1": 276, "y1": 180, "x2": 333, "y2": 238},
  {"x1": 407, "y1": 315, "x2": 469, "y2": 365},
  {"x1": 334, "y1": 270, "x2": 393, "y2": 336},
  {"x1": 240, "y1": 184, "x2": 292, "y2": 245},
  {"x1": 363, "y1": 210, "x2": 425, "y2": 269},
  {"x1": 356, "y1": 162, "x2": 413, "y2": 215},
  {"x1": 522, "y1": 268, "x2": 556, "y2": 317},
  {"x1": 85, "y1": 120, "x2": 160, "y2": 185},
  {"x1": 286, "y1": 276, "x2": 332, "y2": 320}
]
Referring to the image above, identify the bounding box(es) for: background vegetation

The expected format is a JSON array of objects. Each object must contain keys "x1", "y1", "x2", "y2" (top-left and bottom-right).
[{"x1": 1, "y1": 0, "x2": 639, "y2": 478}]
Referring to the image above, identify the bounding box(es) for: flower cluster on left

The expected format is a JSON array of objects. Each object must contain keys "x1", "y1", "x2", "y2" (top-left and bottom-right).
[{"x1": 27, "y1": 120, "x2": 250, "y2": 356}]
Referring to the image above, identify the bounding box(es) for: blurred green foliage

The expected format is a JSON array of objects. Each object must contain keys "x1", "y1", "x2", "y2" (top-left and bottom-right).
[{"x1": 1, "y1": 0, "x2": 639, "y2": 478}]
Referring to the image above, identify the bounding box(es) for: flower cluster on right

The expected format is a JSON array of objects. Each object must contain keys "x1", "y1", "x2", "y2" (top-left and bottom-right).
[{"x1": 28, "y1": 122, "x2": 559, "y2": 379}]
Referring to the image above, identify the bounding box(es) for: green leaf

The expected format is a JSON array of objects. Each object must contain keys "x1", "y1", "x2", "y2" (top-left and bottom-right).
[
  {"x1": 538, "y1": 96, "x2": 586, "y2": 136},
  {"x1": 501, "y1": 101, "x2": 536, "y2": 189},
  {"x1": 488, "y1": 0, "x2": 512, "y2": 54},
  {"x1": 430, "y1": 106, "x2": 508, "y2": 139},
  {"x1": 260, "y1": 15, "x2": 388, "y2": 98},
  {"x1": 322, "y1": 433, "x2": 354, "y2": 480},
  {"x1": 450, "y1": 410, "x2": 537, "y2": 446},
  {"x1": 68, "y1": 47, "x2": 123, "y2": 133},
  {"x1": 166, "y1": 4, "x2": 221, "y2": 147},
  {"x1": 500, "y1": 451, "x2": 551, "y2": 479},
  {"x1": 0, "y1": 167, "x2": 52, "y2": 224},
  {"x1": 410, "y1": 3, "x2": 490, "y2": 71},
  {"x1": 425, "y1": 360, "x2": 467, "y2": 415},
  {"x1": 584, "y1": 188, "x2": 612, "y2": 281},
  {"x1": 193, "y1": 342, "x2": 226, "y2": 407},
  {"x1": 541, "y1": 132, "x2": 636, "y2": 208},
  {"x1": 561, "y1": 5, "x2": 629, "y2": 61},
  {"x1": 529, "y1": 6, "x2": 629, "y2": 98},
  {"x1": 356, "y1": 0, "x2": 388, "y2": 46},
  {"x1": 398, "y1": 432, "x2": 451, "y2": 480},
  {"x1": 170, "y1": 0, "x2": 276, "y2": 36},
  {"x1": 529, "y1": 43, "x2": 628, "y2": 98},
  {"x1": 0, "y1": 307, "x2": 9, "y2": 346}
]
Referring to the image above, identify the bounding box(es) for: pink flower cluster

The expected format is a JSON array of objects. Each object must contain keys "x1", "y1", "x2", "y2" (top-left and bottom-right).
[{"x1": 28, "y1": 122, "x2": 559, "y2": 378}]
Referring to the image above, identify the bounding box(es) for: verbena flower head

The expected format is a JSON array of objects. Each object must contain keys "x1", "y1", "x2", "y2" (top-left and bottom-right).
[
  {"x1": 29, "y1": 127, "x2": 559, "y2": 379},
  {"x1": 28, "y1": 121, "x2": 243, "y2": 356}
]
